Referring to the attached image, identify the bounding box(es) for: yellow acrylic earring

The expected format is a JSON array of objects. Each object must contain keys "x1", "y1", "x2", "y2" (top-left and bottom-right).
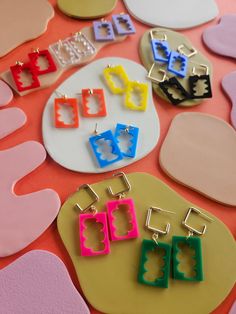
[
  {"x1": 125, "y1": 81, "x2": 148, "y2": 111},
  {"x1": 103, "y1": 65, "x2": 130, "y2": 94}
]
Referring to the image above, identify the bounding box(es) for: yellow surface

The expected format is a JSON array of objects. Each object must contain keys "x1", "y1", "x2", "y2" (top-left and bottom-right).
[
  {"x1": 139, "y1": 28, "x2": 213, "y2": 107},
  {"x1": 57, "y1": 173, "x2": 236, "y2": 314},
  {"x1": 57, "y1": 0, "x2": 117, "y2": 19}
]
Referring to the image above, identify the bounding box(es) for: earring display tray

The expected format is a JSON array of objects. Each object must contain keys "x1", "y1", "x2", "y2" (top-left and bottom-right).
[
  {"x1": 139, "y1": 28, "x2": 212, "y2": 107},
  {"x1": 57, "y1": 172, "x2": 236, "y2": 314}
]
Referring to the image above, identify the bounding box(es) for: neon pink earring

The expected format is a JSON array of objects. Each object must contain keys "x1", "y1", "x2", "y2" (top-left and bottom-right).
[
  {"x1": 76, "y1": 184, "x2": 110, "y2": 257},
  {"x1": 106, "y1": 172, "x2": 139, "y2": 241}
]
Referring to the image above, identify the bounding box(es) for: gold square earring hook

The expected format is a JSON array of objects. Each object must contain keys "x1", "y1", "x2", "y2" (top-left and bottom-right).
[
  {"x1": 145, "y1": 207, "x2": 175, "y2": 244},
  {"x1": 182, "y1": 207, "x2": 213, "y2": 237},
  {"x1": 75, "y1": 184, "x2": 99, "y2": 214},
  {"x1": 107, "y1": 172, "x2": 131, "y2": 199}
]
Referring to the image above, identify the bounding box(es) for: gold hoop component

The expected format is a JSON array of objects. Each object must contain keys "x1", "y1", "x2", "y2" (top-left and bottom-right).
[
  {"x1": 75, "y1": 184, "x2": 99, "y2": 214},
  {"x1": 192, "y1": 63, "x2": 209, "y2": 76},
  {"x1": 182, "y1": 207, "x2": 213, "y2": 236},
  {"x1": 177, "y1": 44, "x2": 197, "y2": 58},
  {"x1": 147, "y1": 63, "x2": 167, "y2": 84},
  {"x1": 107, "y1": 172, "x2": 131, "y2": 199},
  {"x1": 145, "y1": 207, "x2": 175, "y2": 237},
  {"x1": 149, "y1": 30, "x2": 167, "y2": 41}
]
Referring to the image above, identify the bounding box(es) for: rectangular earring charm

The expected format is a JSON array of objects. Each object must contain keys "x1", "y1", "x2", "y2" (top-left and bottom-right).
[
  {"x1": 114, "y1": 123, "x2": 139, "y2": 158},
  {"x1": 67, "y1": 32, "x2": 96, "y2": 59},
  {"x1": 151, "y1": 40, "x2": 171, "y2": 63},
  {"x1": 159, "y1": 77, "x2": 191, "y2": 105},
  {"x1": 10, "y1": 62, "x2": 40, "y2": 92},
  {"x1": 125, "y1": 81, "x2": 148, "y2": 111},
  {"x1": 28, "y1": 49, "x2": 57, "y2": 75},
  {"x1": 106, "y1": 198, "x2": 139, "y2": 241},
  {"x1": 54, "y1": 97, "x2": 79, "y2": 128},
  {"x1": 78, "y1": 212, "x2": 110, "y2": 256},
  {"x1": 49, "y1": 40, "x2": 80, "y2": 67},
  {"x1": 112, "y1": 14, "x2": 136, "y2": 35},
  {"x1": 81, "y1": 89, "x2": 107, "y2": 117},
  {"x1": 93, "y1": 21, "x2": 115, "y2": 41},
  {"x1": 103, "y1": 65, "x2": 130, "y2": 94},
  {"x1": 167, "y1": 51, "x2": 188, "y2": 78},
  {"x1": 189, "y1": 74, "x2": 212, "y2": 99},
  {"x1": 89, "y1": 130, "x2": 123, "y2": 168},
  {"x1": 172, "y1": 236, "x2": 203, "y2": 281},
  {"x1": 138, "y1": 239, "x2": 171, "y2": 288}
]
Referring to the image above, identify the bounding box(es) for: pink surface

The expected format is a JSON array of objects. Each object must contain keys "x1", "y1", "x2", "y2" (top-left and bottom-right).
[
  {"x1": 0, "y1": 250, "x2": 90, "y2": 314},
  {"x1": 79, "y1": 212, "x2": 110, "y2": 256},
  {"x1": 222, "y1": 71, "x2": 236, "y2": 129},
  {"x1": 203, "y1": 14, "x2": 236, "y2": 58},
  {"x1": 0, "y1": 141, "x2": 60, "y2": 257},
  {"x1": 229, "y1": 301, "x2": 236, "y2": 314},
  {"x1": 106, "y1": 198, "x2": 139, "y2": 241},
  {"x1": 0, "y1": 107, "x2": 26, "y2": 139},
  {"x1": 0, "y1": 80, "x2": 13, "y2": 106}
]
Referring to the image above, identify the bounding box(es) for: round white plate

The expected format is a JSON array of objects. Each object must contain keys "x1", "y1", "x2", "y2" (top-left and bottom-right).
[
  {"x1": 123, "y1": 0, "x2": 218, "y2": 29},
  {"x1": 42, "y1": 57, "x2": 160, "y2": 173}
]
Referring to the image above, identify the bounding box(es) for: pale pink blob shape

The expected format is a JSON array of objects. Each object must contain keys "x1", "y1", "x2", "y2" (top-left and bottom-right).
[
  {"x1": 203, "y1": 15, "x2": 236, "y2": 58},
  {"x1": 0, "y1": 80, "x2": 13, "y2": 106},
  {"x1": 229, "y1": 301, "x2": 236, "y2": 314},
  {"x1": 0, "y1": 107, "x2": 26, "y2": 139},
  {"x1": 222, "y1": 71, "x2": 236, "y2": 129},
  {"x1": 0, "y1": 141, "x2": 61, "y2": 257},
  {"x1": 0, "y1": 250, "x2": 90, "y2": 314}
]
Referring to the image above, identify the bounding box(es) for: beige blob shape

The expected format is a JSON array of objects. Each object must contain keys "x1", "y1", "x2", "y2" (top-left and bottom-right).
[
  {"x1": 160, "y1": 112, "x2": 236, "y2": 206},
  {"x1": 139, "y1": 28, "x2": 212, "y2": 107},
  {"x1": 57, "y1": 172, "x2": 236, "y2": 314},
  {"x1": 57, "y1": 0, "x2": 117, "y2": 19},
  {"x1": 0, "y1": 0, "x2": 54, "y2": 58}
]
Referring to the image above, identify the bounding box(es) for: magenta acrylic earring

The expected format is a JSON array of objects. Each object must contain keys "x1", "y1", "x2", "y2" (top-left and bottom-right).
[
  {"x1": 106, "y1": 172, "x2": 139, "y2": 241},
  {"x1": 76, "y1": 184, "x2": 110, "y2": 257}
]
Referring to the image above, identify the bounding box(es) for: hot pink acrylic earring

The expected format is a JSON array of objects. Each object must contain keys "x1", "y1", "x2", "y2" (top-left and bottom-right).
[
  {"x1": 75, "y1": 184, "x2": 110, "y2": 257},
  {"x1": 106, "y1": 172, "x2": 139, "y2": 241}
]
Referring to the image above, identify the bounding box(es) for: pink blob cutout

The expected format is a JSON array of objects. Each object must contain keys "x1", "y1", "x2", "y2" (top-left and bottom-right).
[
  {"x1": 78, "y1": 212, "x2": 110, "y2": 257},
  {"x1": 203, "y1": 15, "x2": 236, "y2": 59},
  {"x1": 222, "y1": 71, "x2": 236, "y2": 129},
  {"x1": 106, "y1": 198, "x2": 139, "y2": 241},
  {"x1": 0, "y1": 80, "x2": 13, "y2": 106},
  {"x1": 0, "y1": 250, "x2": 90, "y2": 314},
  {"x1": 229, "y1": 301, "x2": 236, "y2": 314},
  {"x1": 0, "y1": 141, "x2": 61, "y2": 257},
  {"x1": 0, "y1": 107, "x2": 26, "y2": 139}
]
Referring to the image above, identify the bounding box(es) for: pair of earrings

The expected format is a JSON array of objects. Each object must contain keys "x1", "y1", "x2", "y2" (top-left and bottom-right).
[
  {"x1": 75, "y1": 172, "x2": 139, "y2": 256},
  {"x1": 103, "y1": 65, "x2": 149, "y2": 111},
  {"x1": 89, "y1": 123, "x2": 139, "y2": 168},
  {"x1": 10, "y1": 49, "x2": 57, "y2": 92},
  {"x1": 138, "y1": 207, "x2": 213, "y2": 288},
  {"x1": 49, "y1": 32, "x2": 96, "y2": 68},
  {"x1": 150, "y1": 31, "x2": 197, "y2": 79},
  {"x1": 148, "y1": 63, "x2": 212, "y2": 105},
  {"x1": 93, "y1": 13, "x2": 136, "y2": 42},
  {"x1": 54, "y1": 89, "x2": 107, "y2": 128}
]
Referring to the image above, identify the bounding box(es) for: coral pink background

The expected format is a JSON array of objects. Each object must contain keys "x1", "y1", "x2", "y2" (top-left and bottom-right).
[{"x1": 0, "y1": 0, "x2": 235, "y2": 313}]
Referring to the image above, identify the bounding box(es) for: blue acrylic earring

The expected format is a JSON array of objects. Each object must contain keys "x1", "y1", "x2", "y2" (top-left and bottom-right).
[
  {"x1": 150, "y1": 30, "x2": 171, "y2": 63},
  {"x1": 89, "y1": 124, "x2": 123, "y2": 168},
  {"x1": 114, "y1": 123, "x2": 139, "y2": 158}
]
